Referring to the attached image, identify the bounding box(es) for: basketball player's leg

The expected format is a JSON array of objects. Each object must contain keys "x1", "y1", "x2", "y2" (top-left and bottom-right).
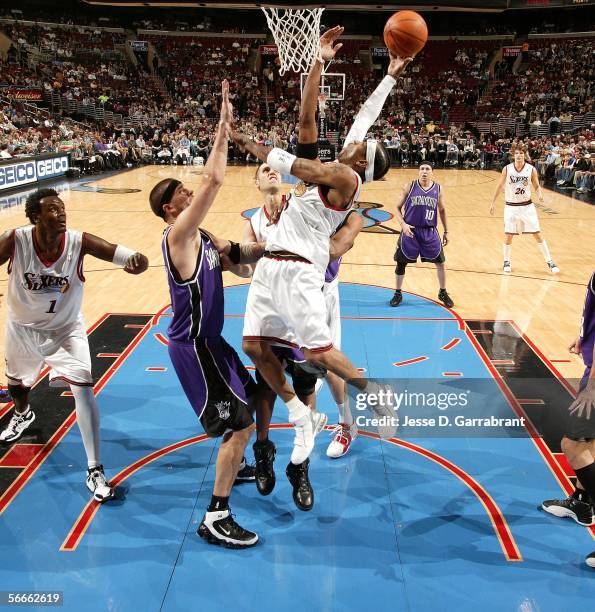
[
  {"x1": 419, "y1": 229, "x2": 454, "y2": 307},
  {"x1": 435, "y1": 263, "x2": 454, "y2": 307},
  {"x1": 168, "y1": 338, "x2": 259, "y2": 547},
  {"x1": 542, "y1": 373, "x2": 595, "y2": 534},
  {"x1": 244, "y1": 338, "x2": 326, "y2": 486},
  {"x1": 529, "y1": 223, "x2": 559, "y2": 273},
  {"x1": 390, "y1": 234, "x2": 416, "y2": 306},
  {"x1": 42, "y1": 320, "x2": 114, "y2": 501},
  {"x1": 1, "y1": 321, "x2": 44, "y2": 443},
  {"x1": 253, "y1": 370, "x2": 277, "y2": 442},
  {"x1": 243, "y1": 340, "x2": 297, "y2": 403},
  {"x1": 252, "y1": 369, "x2": 278, "y2": 496},
  {"x1": 214, "y1": 425, "x2": 255, "y2": 499},
  {"x1": 503, "y1": 204, "x2": 519, "y2": 272},
  {"x1": 325, "y1": 370, "x2": 359, "y2": 458},
  {"x1": 322, "y1": 278, "x2": 354, "y2": 427},
  {"x1": 243, "y1": 259, "x2": 321, "y2": 429},
  {"x1": 251, "y1": 358, "x2": 321, "y2": 500},
  {"x1": 296, "y1": 280, "x2": 397, "y2": 439}
]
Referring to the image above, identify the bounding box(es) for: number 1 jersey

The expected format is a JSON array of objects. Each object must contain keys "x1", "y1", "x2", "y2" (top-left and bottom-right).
[{"x1": 7, "y1": 226, "x2": 85, "y2": 330}]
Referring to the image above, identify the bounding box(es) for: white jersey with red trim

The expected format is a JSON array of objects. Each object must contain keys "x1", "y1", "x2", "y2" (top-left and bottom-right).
[
  {"x1": 7, "y1": 226, "x2": 85, "y2": 330},
  {"x1": 265, "y1": 170, "x2": 362, "y2": 274},
  {"x1": 504, "y1": 162, "x2": 534, "y2": 203},
  {"x1": 250, "y1": 205, "x2": 274, "y2": 243}
]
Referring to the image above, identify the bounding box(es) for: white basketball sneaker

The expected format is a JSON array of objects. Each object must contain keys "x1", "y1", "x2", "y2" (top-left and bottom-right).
[
  {"x1": 0, "y1": 408, "x2": 35, "y2": 443},
  {"x1": 86, "y1": 465, "x2": 114, "y2": 503},
  {"x1": 326, "y1": 422, "x2": 358, "y2": 458},
  {"x1": 291, "y1": 410, "x2": 327, "y2": 464},
  {"x1": 366, "y1": 382, "x2": 398, "y2": 439},
  {"x1": 547, "y1": 261, "x2": 560, "y2": 274},
  {"x1": 503, "y1": 261, "x2": 512, "y2": 274}
]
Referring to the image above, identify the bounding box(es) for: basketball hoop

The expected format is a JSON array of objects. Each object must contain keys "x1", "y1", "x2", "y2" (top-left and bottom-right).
[{"x1": 261, "y1": 7, "x2": 325, "y2": 75}]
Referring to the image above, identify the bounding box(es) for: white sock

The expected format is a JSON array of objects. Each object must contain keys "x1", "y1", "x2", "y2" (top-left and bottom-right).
[
  {"x1": 537, "y1": 240, "x2": 551, "y2": 262},
  {"x1": 337, "y1": 402, "x2": 354, "y2": 426},
  {"x1": 70, "y1": 385, "x2": 101, "y2": 469},
  {"x1": 286, "y1": 395, "x2": 309, "y2": 423},
  {"x1": 503, "y1": 244, "x2": 511, "y2": 262}
]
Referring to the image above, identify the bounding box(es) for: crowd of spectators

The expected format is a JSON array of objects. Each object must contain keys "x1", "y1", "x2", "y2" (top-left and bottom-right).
[
  {"x1": 482, "y1": 39, "x2": 594, "y2": 125},
  {"x1": 1, "y1": 8, "x2": 593, "y2": 197}
]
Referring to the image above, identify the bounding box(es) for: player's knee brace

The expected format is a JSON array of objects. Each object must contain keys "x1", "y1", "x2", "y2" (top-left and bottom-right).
[
  {"x1": 7, "y1": 384, "x2": 31, "y2": 401},
  {"x1": 395, "y1": 261, "x2": 407, "y2": 276}
]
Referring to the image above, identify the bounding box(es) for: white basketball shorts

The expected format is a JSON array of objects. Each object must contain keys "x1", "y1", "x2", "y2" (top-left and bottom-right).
[
  {"x1": 243, "y1": 256, "x2": 333, "y2": 351},
  {"x1": 5, "y1": 315, "x2": 93, "y2": 388},
  {"x1": 504, "y1": 203, "x2": 541, "y2": 234},
  {"x1": 323, "y1": 277, "x2": 341, "y2": 349}
]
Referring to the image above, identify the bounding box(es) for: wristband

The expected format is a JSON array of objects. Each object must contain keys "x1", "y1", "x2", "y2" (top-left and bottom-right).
[
  {"x1": 228, "y1": 241, "x2": 241, "y2": 264},
  {"x1": 113, "y1": 245, "x2": 136, "y2": 267},
  {"x1": 266, "y1": 148, "x2": 296, "y2": 175}
]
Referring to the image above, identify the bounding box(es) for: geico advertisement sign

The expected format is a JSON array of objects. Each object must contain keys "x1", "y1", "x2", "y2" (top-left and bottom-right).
[{"x1": 0, "y1": 156, "x2": 69, "y2": 190}]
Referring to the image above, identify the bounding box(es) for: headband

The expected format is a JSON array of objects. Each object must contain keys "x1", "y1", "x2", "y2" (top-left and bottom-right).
[
  {"x1": 160, "y1": 179, "x2": 181, "y2": 209},
  {"x1": 365, "y1": 139, "x2": 377, "y2": 183}
]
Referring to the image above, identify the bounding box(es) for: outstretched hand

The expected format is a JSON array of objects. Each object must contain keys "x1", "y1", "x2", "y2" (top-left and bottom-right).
[
  {"x1": 320, "y1": 25, "x2": 344, "y2": 62},
  {"x1": 219, "y1": 79, "x2": 233, "y2": 132},
  {"x1": 387, "y1": 53, "x2": 414, "y2": 78}
]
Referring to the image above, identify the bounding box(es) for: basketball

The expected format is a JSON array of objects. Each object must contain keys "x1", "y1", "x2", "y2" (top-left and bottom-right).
[{"x1": 383, "y1": 10, "x2": 428, "y2": 58}]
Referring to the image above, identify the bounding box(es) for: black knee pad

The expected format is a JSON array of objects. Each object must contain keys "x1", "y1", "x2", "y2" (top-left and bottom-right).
[
  {"x1": 296, "y1": 141, "x2": 319, "y2": 160},
  {"x1": 291, "y1": 364, "x2": 319, "y2": 398},
  {"x1": 7, "y1": 384, "x2": 30, "y2": 400},
  {"x1": 254, "y1": 368, "x2": 273, "y2": 393},
  {"x1": 395, "y1": 261, "x2": 407, "y2": 276}
]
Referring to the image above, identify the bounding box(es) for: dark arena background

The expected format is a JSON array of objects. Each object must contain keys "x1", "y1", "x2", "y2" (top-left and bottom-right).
[{"x1": 0, "y1": 0, "x2": 594, "y2": 610}]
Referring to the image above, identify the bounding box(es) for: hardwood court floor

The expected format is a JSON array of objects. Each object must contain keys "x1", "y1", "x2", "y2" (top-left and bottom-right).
[{"x1": 0, "y1": 165, "x2": 593, "y2": 382}]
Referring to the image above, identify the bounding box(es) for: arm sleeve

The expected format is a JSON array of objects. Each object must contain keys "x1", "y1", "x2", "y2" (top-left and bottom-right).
[{"x1": 343, "y1": 75, "x2": 396, "y2": 148}]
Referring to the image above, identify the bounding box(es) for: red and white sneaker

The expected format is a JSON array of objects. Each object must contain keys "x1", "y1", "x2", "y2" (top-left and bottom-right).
[{"x1": 326, "y1": 422, "x2": 358, "y2": 459}]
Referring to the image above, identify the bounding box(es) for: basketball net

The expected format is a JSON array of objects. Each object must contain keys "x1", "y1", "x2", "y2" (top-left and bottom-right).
[{"x1": 261, "y1": 7, "x2": 325, "y2": 75}]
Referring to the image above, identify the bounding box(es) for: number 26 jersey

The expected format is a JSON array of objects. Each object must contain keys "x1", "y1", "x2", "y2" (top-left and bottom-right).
[
  {"x1": 505, "y1": 162, "x2": 534, "y2": 204},
  {"x1": 7, "y1": 226, "x2": 85, "y2": 330}
]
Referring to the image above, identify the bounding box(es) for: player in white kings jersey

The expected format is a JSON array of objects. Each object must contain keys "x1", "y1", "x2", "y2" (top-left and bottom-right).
[
  {"x1": 231, "y1": 28, "x2": 412, "y2": 472},
  {"x1": 0, "y1": 188, "x2": 148, "y2": 502},
  {"x1": 490, "y1": 145, "x2": 559, "y2": 274}
]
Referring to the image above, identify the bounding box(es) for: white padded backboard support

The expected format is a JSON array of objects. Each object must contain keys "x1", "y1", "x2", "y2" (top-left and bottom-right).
[{"x1": 300, "y1": 72, "x2": 346, "y2": 102}]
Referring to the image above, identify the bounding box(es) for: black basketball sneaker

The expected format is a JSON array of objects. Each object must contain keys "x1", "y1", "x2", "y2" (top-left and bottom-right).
[
  {"x1": 541, "y1": 495, "x2": 595, "y2": 526},
  {"x1": 234, "y1": 457, "x2": 256, "y2": 483},
  {"x1": 253, "y1": 439, "x2": 276, "y2": 496},
  {"x1": 438, "y1": 288, "x2": 454, "y2": 308},
  {"x1": 286, "y1": 458, "x2": 313, "y2": 511},
  {"x1": 197, "y1": 509, "x2": 258, "y2": 548},
  {"x1": 389, "y1": 290, "x2": 403, "y2": 307}
]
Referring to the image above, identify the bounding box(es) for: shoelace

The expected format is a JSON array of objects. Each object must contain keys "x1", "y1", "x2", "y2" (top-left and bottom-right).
[
  {"x1": 219, "y1": 513, "x2": 251, "y2": 537},
  {"x1": 9, "y1": 412, "x2": 27, "y2": 429},
  {"x1": 329, "y1": 423, "x2": 350, "y2": 437},
  {"x1": 329, "y1": 424, "x2": 351, "y2": 446},
  {"x1": 89, "y1": 469, "x2": 107, "y2": 488}
]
